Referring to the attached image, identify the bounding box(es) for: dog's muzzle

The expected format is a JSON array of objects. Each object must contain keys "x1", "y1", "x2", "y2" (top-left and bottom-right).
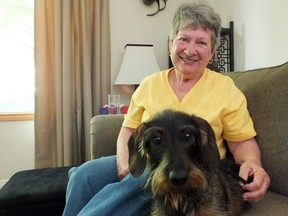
[{"x1": 169, "y1": 170, "x2": 189, "y2": 186}]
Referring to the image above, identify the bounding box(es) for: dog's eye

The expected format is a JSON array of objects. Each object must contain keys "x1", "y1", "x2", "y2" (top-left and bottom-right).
[
  {"x1": 151, "y1": 136, "x2": 161, "y2": 145},
  {"x1": 184, "y1": 133, "x2": 194, "y2": 142}
]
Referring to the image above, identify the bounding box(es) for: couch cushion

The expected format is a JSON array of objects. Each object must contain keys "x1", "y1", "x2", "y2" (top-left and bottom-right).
[
  {"x1": 90, "y1": 114, "x2": 124, "y2": 159},
  {"x1": 226, "y1": 62, "x2": 288, "y2": 196},
  {"x1": 240, "y1": 191, "x2": 288, "y2": 216}
]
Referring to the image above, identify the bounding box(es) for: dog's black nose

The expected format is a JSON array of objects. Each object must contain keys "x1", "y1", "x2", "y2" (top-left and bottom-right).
[{"x1": 169, "y1": 170, "x2": 188, "y2": 186}]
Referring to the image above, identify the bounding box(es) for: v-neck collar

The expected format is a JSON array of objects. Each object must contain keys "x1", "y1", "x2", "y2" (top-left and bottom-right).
[{"x1": 166, "y1": 68, "x2": 207, "y2": 105}]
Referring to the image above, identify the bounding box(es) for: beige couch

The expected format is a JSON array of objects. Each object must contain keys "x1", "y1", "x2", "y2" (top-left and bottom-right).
[{"x1": 90, "y1": 62, "x2": 288, "y2": 215}]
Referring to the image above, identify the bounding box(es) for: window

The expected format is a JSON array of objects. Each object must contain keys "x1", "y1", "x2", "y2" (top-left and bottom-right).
[{"x1": 0, "y1": 0, "x2": 34, "y2": 120}]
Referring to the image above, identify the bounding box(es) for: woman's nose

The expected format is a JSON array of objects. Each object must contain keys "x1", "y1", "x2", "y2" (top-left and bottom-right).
[{"x1": 184, "y1": 42, "x2": 197, "y2": 56}]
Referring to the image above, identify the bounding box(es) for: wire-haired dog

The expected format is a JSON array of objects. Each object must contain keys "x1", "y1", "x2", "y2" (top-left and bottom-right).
[{"x1": 128, "y1": 110, "x2": 248, "y2": 216}]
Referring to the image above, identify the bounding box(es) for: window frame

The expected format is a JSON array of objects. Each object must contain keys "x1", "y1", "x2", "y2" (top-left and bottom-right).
[{"x1": 0, "y1": 112, "x2": 34, "y2": 121}]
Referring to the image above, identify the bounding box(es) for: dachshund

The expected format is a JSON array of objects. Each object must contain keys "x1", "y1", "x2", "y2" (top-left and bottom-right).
[{"x1": 128, "y1": 110, "x2": 248, "y2": 216}]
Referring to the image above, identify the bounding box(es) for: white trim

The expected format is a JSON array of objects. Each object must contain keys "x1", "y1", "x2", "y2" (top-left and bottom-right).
[{"x1": 0, "y1": 180, "x2": 8, "y2": 189}]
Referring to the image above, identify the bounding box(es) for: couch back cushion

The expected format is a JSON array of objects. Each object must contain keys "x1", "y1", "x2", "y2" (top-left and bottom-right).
[{"x1": 226, "y1": 62, "x2": 288, "y2": 196}]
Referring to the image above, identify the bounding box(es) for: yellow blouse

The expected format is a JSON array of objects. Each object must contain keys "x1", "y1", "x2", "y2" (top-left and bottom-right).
[{"x1": 123, "y1": 68, "x2": 256, "y2": 158}]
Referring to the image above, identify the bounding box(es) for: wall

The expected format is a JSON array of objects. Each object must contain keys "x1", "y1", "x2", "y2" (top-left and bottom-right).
[
  {"x1": 0, "y1": 120, "x2": 34, "y2": 187},
  {"x1": 210, "y1": 0, "x2": 288, "y2": 71}
]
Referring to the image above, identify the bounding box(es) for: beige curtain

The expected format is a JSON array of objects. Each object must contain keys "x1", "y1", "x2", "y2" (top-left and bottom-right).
[{"x1": 34, "y1": 0, "x2": 110, "y2": 168}]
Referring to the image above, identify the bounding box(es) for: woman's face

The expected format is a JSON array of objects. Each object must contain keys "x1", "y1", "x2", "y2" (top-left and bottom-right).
[{"x1": 170, "y1": 27, "x2": 213, "y2": 76}]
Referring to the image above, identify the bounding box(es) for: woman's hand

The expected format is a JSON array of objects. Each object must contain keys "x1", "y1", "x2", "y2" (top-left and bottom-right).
[
  {"x1": 116, "y1": 126, "x2": 135, "y2": 180},
  {"x1": 227, "y1": 138, "x2": 270, "y2": 202},
  {"x1": 116, "y1": 155, "x2": 130, "y2": 180},
  {"x1": 239, "y1": 160, "x2": 270, "y2": 202}
]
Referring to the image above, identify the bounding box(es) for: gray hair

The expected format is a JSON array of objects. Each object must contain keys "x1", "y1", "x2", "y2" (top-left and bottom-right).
[{"x1": 169, "y1": 3, "x2": 221, "y2": 53}]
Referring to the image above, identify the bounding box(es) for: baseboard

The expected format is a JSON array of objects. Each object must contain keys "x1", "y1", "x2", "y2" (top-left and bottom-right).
[{"x1": 0, "y1": 180, "x2": 8, "y2": 189}]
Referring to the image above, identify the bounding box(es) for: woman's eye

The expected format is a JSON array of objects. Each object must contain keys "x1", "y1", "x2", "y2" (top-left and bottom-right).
[
  {"x1": 178, "y1": 37, "x2": 188, "y2": 42},
  {"x1": 198, "y1": 41, "x2": 207, "y2": 46}
]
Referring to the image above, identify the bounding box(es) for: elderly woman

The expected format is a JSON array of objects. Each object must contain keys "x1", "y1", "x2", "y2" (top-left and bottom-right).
[{"x1": 63, "y1": 3, "x2": 270, "y2": 216}]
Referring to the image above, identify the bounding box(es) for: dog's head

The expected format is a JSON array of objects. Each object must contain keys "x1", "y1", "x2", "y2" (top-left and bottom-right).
[{"x1": 128, "y1": 110, "x2": 220, "y2": 178}]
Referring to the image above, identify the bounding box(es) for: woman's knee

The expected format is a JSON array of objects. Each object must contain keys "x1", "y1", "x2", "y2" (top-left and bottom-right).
[{"x1": 68, "y1": 156, "x2": 119, "y2": 190}]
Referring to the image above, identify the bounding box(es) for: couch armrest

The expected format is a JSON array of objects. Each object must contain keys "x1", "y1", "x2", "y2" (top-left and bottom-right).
[{"x1": 90, "y1": 114, "x2": 124, "y2": 159}]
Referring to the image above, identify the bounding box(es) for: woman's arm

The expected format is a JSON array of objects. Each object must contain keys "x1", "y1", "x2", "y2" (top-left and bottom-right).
[
  {"x1": 228, "y1": 137, "x2": 261, "y2": 165},
  {"x1": 227, "y1": 138, "x2": 270, "y2": 202},
  {"x1": 116, "y1": 126, "x2": 135, "y2": 180}
]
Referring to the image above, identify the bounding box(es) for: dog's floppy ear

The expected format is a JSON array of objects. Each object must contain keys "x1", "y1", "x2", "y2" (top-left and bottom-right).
[
  {"x1": 128, "y1": 123, "x2": 148, "y2": 177},
  {"x1": 191, "y1": 115, "x2": 220, "y2": 164}
]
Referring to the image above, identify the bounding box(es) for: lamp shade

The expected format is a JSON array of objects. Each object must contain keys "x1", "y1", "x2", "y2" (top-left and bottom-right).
[{"x1": 114, "y1": 44, "x2": 160, "y2": 85}]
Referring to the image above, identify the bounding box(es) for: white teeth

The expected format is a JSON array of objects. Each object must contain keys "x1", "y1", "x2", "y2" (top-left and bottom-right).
[{"x1": 182, "y1": 57, "x2": 197, "y2": 63}]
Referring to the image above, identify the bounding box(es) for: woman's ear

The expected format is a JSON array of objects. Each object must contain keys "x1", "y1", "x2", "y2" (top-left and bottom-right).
[
  {"x1": 168, "y1": 39, "x2": 173, "y2": 54},
  {"x1": 168, "y1": 39, "x2": 174, "y2": 67}
]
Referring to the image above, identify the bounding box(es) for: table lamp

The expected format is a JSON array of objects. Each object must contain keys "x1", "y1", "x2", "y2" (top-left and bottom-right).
[{"x1": 114, "y1": 44, "x2": 160, "y2": 89}]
